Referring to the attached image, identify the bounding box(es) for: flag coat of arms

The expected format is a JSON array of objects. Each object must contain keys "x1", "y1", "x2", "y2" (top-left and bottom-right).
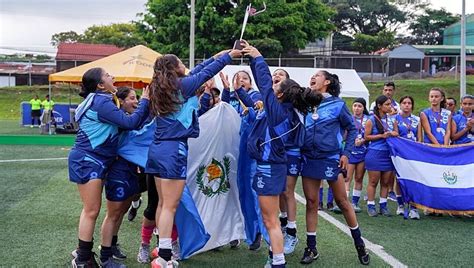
[{"x1": 387, "y1": 137, "x2": 474, "y2": 214}]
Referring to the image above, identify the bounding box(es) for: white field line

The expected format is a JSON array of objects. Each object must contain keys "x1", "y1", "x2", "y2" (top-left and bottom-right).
[
  {"x1": 294, "y1": 192, "x2": 408, "y2": 268},
  {"x1": 0, "y1": 157, "x2": 67, "y2": 163}
]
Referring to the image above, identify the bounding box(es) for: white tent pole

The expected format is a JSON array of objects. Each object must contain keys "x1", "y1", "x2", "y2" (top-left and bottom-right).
[{"x1": 460, "y1": 0, "x2": 466, "y2": 100}]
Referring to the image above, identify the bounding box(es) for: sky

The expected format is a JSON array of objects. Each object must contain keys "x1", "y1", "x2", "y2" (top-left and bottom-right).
[{"x1": 0, "y1": 0, "x2": 473, "y2": 55}]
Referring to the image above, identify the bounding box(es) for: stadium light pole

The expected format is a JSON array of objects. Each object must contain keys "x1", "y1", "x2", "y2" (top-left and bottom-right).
[
  {"x1": 460, "y1": 0, "x2": 466, "y2": 99},
  {"x1": 189, "y1": 0, "x2": 195, "y2": 69}
]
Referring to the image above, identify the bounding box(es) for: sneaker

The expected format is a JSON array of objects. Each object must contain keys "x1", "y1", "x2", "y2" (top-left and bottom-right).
[
  {"x1": 300, "y1": 247, "x2": 319, "y2": 264},
  {"x1": 112, "y1": 244, "x2": 126, "y2": 260},
  {"x1": 283, "y1": 234, "x2": 299, "y2": 254},
  {"x1": 409, "y1": 209, "x2": 420, "y2": 220},
  {"x1": 396, "y1": 205, "x2": 404, "y2": 216},
  {"x1": 127, "y1": 198, "x2": 142, "y2": 222},
  {"x1": 352, "y1": 203, "x2": 362, "y2": 213},
  {"x1": 318, "y1": 203, "x2": 323, "y2": 211},
  {"x1": 71, "y1": 256, "x2": 99, "y2": 268},
  {"x1": 326, "y1": 203, "x2": 334, "y2": 211},
  {"x1": 172, "y1": 240, "x2": 181, "y2": 260},
  {"x1": 331, "y1": 205, "x2": 342, "y2": 214},
  {"x1": 229, "y1": 239, "x2": 241, "y2": 249},
  {"x1": 264, "y1": 256, "x2": 272, "y2": 268},
  {"x1": 388, "y1": 191, "x2": 397, "y2": 202},
  {"x1": 100, "y1": 257, "x2": 126, "y2": 268},
  {"x1": 380, "y1": 206, "x2": 391, "y2": 217},
  {"x1": 151, "y1": 257, "x2": 179, "y2": 268},
  {"x1": 356, "y1": 244, "x2": 370, "y2": 265},
  {"x1": 72, "y1": 249, "x2": 78, "y2": 259},
  {"x1": 249, "y1": 233, "x2": 262, "y2": 251},
  {"x1": 151, "y1": 247, "x2": 159, "y2": 259},
  {"x1": 137, "y1": 243, "x2": 150, "y2": 264},
  {"x1": 367, "y1": 205, "x2": 378, "y2": 217}
]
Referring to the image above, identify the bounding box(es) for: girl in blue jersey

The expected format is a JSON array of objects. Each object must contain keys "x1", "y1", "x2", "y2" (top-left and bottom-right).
[
  {"x1": 300, "y1": 70, "x2": 370, "y2": 266},
  {"x1": 242, "y1": 41, "x2": 322, "y2": 268},
  {"x1": 364, "y1": 95, "x2": 398, "y2": 217},
  {"x1": 69, "y1": 68, "x2": 150, "y2": 268},
  {"x1": 222, "y1": 70, "x2": 263, "y2": 114},
  {"x1": 451, "y1": 95, "x2": 474, "y2": 144},
  {"x1": 420, "y1": 88, "x2": 452, "y2": 145},
  {"x1": 345, "y1": 98, "x2": 370, "y2": 213},
  {"x1": 147, "y1": 50, "x2": 239, "y2": 268},
  {"x1": 393, "y1": 96, "x2": 421, "y2": 219}
]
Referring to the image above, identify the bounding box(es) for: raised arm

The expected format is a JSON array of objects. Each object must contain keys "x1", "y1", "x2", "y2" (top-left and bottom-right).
[{"x1": 97, "y1": 98, "x2": 150, "y2": 130}]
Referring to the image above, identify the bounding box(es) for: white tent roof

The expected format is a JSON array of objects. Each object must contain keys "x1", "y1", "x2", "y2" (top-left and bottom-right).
[{"x1": 215, "y1": 65, "x2": 370, "y2": 105}]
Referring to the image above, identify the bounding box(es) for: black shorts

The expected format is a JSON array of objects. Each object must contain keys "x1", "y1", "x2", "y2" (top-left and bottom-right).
[{"x1": 31, "y1": 110, "x2": 41, "y2": 117}]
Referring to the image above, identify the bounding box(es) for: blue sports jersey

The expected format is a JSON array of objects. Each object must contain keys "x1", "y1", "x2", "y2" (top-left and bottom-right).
[
  {"x1": 421, "y1": 108, "x2": 451, "y2": 144},
  {"x1": 351, "y1": 114, "x2": 369, "y2": 154},
  {"x1": 367, "y1": 115, "x2": 395, "y2": 151},
  {"x1": 152, "y1": 53, "x2": 232, "y2": 141},
  {"x1": 73, "y1": 93, "x2": 149, "y2": 158},
  {"x1": 222, "y1": 87, "x2": 262, "y2": 115},
  {"x1": 452, "y1": 113, "x2": 474, "y2": 144},
  {"x1": 246, "y1": 56, "x2": 304, "y2": 164},
  {"x1": 395, "y1": 114, "x2": 420, "y2": 141},
  {"x1": 302, "y1": 96, "x2": 356, "y2": 159}
]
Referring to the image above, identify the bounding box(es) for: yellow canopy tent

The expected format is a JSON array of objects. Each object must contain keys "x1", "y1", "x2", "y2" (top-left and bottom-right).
[{"x1": 49, "y1": 45, "x2": 162, "y2": 88}]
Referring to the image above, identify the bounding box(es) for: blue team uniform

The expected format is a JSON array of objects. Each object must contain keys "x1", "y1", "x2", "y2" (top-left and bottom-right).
[
  {"x1": 364, "y1": 115, "x2": 395, "y2": 171},
  {"x1": 452, "y1": 113, "x2": 474, "y2": 144},
  {"x1": 395, "y1": 114, "x2": 420, "y2": 141},
  {"x1": 421, "y1": 108, "x2": 451, "y2": 144},
  {"x1": 301, "y1": 96, "x2": 356, "y2": 181},
  {"x1": 246, "y1": 56, "x2": 305, "y2": 196},
  {"x1": 145, "y1": 53, "x2": 232, "y2": 179},
  {"x1": 68, "y1": 93, "x2": 149, "y2": 184},
  {"x1": 349, "y1": 115, "x2": 369, "y2": 164},
  {"x1": 222, "y1": 87, "x2": 262, "y2": 114},
  {"x1": 105, "y1": 156, "x2": 140, "y2": 201}
]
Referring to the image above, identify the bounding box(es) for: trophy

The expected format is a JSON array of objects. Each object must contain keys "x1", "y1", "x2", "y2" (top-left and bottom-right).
[{"x1": 233, "y1": 3, "x2": 267, "y2": 50}]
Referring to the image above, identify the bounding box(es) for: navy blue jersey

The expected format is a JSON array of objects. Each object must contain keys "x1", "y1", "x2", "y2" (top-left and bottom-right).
[{"x1": 222, "y1": 87, "x2": 262, "y2": 114}]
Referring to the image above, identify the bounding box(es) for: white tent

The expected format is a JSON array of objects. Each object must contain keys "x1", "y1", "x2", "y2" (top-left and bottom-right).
[{"x1": 214, "y1": 65, "x2": 370, "y2": 104}]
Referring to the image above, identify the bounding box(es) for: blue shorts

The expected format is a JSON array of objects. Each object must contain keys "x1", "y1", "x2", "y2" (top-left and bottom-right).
[
  {"x1": 365, "y1": 149, "x2": 394, "y2": 171},
  {"x1": 301, "y1": 156, "x2": 340, "y2": 181},
  {"x1": 146, "y1": 140, "x2": 188, "y2": 180},
  {"x1": 286, "y1": 152, "x2": 302, "y2": 177},
  {"x1": 68, "y1": 149, "x2": 112, "y2": 184},
  {"x1": 105, "y1": 157, "x2": 140, "y2": 201},
  {"x1": 252, "y1": 162, "x2": 287, "y2": 196},
  {"x1": 349, "y1": 152, "x2": 366, "y2": 165}
]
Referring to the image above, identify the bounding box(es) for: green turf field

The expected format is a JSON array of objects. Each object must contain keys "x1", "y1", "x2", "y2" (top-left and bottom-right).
[{"x1": 1, "y1": 145, "x2": 473, "y2": 267}]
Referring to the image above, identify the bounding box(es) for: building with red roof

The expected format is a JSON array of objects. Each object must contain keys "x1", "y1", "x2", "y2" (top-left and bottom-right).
[{"x1": 56, "y1": 42, "x2": 124, "y2": 72}]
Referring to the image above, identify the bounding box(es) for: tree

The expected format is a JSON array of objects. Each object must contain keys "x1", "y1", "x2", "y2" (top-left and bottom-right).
[
  {"x1": 352, "y1": 31, "x2": 395, "y2": 54},
  {"x1": 326, "y1": 0, "x2": 407, "y2": 36},
  {"x1": 137, "y1": 0, "x2": 335, "y2": 58},
  {"x1": 408, "y1": 8, "x2": 460, "y2": 45},
  {"x1": 50, "y1": 31, "x2": 81, "y2": 47},
  {"x1": 81, "y1": 23, "x2": 145, "y2": 48}
]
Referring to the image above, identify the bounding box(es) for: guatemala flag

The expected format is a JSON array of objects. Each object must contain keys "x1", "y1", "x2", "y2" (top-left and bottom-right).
[{"x1": 387, "y1": 137, "x2": 474, "y2": 214}]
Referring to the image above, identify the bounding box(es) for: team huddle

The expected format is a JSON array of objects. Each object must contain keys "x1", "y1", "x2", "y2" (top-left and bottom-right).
[{"x1": 67, "y1": 40, "x2": 474, "y2": 268}]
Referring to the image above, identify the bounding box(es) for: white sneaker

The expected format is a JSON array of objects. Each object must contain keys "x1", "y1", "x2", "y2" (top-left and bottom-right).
[
  {"x1": 283, "y1": 234, "x2": 299, "y2": 255},
  {"x1": 396, "y1": 205, "x2": 404, "y2": 216},
  {"x1": 137, "y1": 243, "x2": 150, "y2": 264},
  {"x1": 409, "y1": 209, "x2": 420, "y2": 220},
  {"x1": 151, "y1": 257, "x2": 179, "y2": 268}
]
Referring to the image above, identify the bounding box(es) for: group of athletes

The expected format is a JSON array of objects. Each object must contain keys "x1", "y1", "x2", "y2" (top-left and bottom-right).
[{"x1": 67, "y1": 40, "x2": 474, "y2": 268}]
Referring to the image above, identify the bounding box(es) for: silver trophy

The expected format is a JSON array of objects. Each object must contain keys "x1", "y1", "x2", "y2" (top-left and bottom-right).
[{"x1": 233, "y1": 3, "x2": 267, "y2": 49}]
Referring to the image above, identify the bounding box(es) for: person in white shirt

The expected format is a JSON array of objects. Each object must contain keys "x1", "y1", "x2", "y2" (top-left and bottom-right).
[{"x1": 369, "y1": 82, "x2": 400, "y2": 116}]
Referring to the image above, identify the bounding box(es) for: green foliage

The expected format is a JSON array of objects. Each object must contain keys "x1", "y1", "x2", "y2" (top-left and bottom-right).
[
  {"x1": 408, "y1": 8, "x2": 460, "y2": 45},
  {"x1": 352, "y1": 30, "x2": 395, "y2": 54},
  {"x1": 137, "y1": 0, "x2": 334, "y2": 58},
  {"x1": 51, "y1": 23, "x2": 145, "y2": 48}
]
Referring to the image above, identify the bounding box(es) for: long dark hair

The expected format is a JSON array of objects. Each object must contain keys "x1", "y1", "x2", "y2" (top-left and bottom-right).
[
  {"x1": 399, "y1": 95, "x2": 415, "y2": 111},
  {"x1": 373, "y1": 95, "x2": 389, "y2": 134},
  {"x1": 149, "y1": 54, "x2": 181, "y2": 116},
  {"x1": 116, "y1": 86, "x2": 134, "y2": 101},
  {"x1": 320, "y1": 70, "x2": 341, "y2": 97},
  {"x1": 80, "y1": 67, "x2": 103, "y2": 98},
  {"x1": 430, "y1": 87, "x2": 446, "y2": 109},
  {"x1": 280, "y1": 79, "x2": 323, "y2": 114}
]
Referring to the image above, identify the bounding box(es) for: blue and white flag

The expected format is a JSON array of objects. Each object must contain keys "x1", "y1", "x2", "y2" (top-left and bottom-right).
[
  {"x1": 387, "y1": 137, "x2": 474, "y2": 214},
  {"x1": 187, "y1": 102, "x2": 246, "y2": 254}
]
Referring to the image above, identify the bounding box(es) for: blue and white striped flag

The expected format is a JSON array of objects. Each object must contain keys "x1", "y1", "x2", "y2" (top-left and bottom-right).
[{"x1": 387, "y1": 138, "x2": 474, "y2": 214}]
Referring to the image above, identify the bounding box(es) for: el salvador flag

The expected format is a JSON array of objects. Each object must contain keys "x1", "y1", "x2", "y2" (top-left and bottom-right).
[{"x1": 387, "y1": 137, "x2": 474, "y2": 213}]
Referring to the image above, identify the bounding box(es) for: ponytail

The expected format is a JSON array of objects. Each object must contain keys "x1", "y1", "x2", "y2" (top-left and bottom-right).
[
  {"x1": 320, "y1": 70, "x2": 341, "y2": 97},
  {"x1": 280, "y1": 79, "x2": 323, "y2": 114},
  {"x1": 374, "y1": 95, "x2": 389, "y2": 134}
]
